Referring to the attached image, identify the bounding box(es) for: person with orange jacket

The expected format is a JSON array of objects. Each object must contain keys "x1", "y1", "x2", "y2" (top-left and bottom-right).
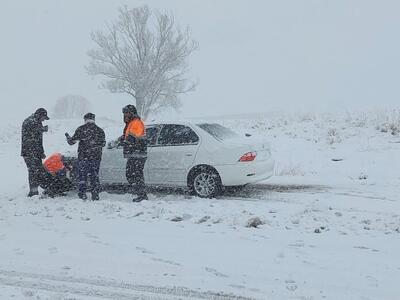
[
  {"x1": 121, "y1": 105, "x2": 148, "y2": 202},
  {"x1": 42, "y1": 152, "x2": 72, "y2": 197}
]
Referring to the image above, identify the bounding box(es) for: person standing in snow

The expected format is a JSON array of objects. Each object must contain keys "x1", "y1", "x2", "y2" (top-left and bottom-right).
[
  {"x1": 120, "y1": 105, "x2": 148, "y2": 202},
  {"x1": 65, "y1": 113, "x2": 106, "y2": 200},
  {"x1": 21, "y1": 108, "x2": 50, "y2": 197}
]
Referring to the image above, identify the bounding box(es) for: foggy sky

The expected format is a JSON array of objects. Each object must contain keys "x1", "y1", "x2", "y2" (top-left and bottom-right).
[{"x1": 1, "y1": 0, "x2": 399, "y2": 124}]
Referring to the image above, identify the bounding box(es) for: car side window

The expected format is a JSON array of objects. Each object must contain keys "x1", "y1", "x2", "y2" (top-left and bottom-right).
[
  {"x1": 146, "y1": 126, "x2": 159, "y2": 146},
  {"x1": 158, "y1": 125, "x2": 199, "y2": 146}
]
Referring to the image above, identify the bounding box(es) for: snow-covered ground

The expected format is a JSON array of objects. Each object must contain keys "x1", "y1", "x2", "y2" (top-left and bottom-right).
[{"x1": 1, "y1": 111, "x2": 400, "y2": 299}]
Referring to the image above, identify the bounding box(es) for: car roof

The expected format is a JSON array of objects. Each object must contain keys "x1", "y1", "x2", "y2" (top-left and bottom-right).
[
  {"x1": 146, "y1": 120, "x2": 194, "y2": 127},
  {"x1": 146, "y1": 120, "x2": 223, "y2": 127}
]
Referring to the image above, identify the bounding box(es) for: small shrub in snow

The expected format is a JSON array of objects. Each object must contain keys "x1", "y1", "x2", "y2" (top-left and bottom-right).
[
  {"x1": 246, "y1": 217, "x2": 265, "y2": 228},
  {"x1": 212, "y1": 218, "x2": 223, "y2": 224},
  {"x1": 377, "y1": 122, "x2": 400, "y2": 135},
  {"x1": 327, "y1": 128, "x2": 341, "y2": 145},
  {"x1": 196, "y1": 216, "x2": 211, "y2": 224},
  {"x1": 374, "y1": 109, "x2": 400, "y2": 135},
  {"x1": 298, "y1": 112, "x2": 317, "y2": 122}
]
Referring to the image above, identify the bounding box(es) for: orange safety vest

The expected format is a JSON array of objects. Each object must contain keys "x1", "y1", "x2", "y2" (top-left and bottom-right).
[
  {"x1": 124, "y1": 118, "x2": 145, "y2": 138},
  {"x1": 44, "y1": 153, "x2": 65, "y2": 175}
]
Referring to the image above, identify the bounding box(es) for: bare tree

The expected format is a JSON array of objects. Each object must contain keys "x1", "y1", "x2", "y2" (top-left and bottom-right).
[
  {"x1": 53, "y1": 95, "x2": 92, "y2": 119},
  {"x1": 87, "y1": 5, "x2": 198, "y2": 119}
]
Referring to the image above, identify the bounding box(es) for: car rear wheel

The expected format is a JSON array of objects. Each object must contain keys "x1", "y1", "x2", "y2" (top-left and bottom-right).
[{"x1": 189, "y1": 167, "x2": 221, "y2": 198}]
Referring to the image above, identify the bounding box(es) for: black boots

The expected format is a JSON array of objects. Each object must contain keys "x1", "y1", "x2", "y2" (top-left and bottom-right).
[
  {"x1": 27, "y1": 190, "x2": 39, "y2": 197},
  {"x1": 132, "y1": 195, "x2": 148, "y2": 202},
  {"x1": 79, "y1": 192, "x2": 100, "y2": 201},
  {"x1": 78, "y1": 192, "x2": 88, "y2": 200}
]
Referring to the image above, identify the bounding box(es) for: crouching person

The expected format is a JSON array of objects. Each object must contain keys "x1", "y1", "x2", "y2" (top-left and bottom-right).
[
  {"x1": 65, "y1": 113, "x2": 106, "y2": 200},
  {"x1": 43, "y1": 153, "x2": 72, "y2": 197}
]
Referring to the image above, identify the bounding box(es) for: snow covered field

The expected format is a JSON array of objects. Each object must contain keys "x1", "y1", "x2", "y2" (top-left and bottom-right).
[{"x1": 1, "y1": 111, "x2": 400, "y2": 299}]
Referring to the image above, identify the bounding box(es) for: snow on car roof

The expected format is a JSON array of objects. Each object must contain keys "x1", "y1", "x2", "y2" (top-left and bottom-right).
[
  {"x1": 146, "y1": 119, "x2": 224, "y2": 126},
  {"x1": 146, "y1": 119, "x2": 196, "y2": 126}
]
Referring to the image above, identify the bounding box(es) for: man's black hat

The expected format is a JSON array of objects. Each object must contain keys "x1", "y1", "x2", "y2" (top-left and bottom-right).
[
  {"x1": 35, "y1": 108, "x2": 49, "y2": 120},
  {"x1": 84, "y1": 113, "x2": 95, "y2": 120},
  {"x1": 122, "y1": 104, "x2": 137, "y2": 115}
]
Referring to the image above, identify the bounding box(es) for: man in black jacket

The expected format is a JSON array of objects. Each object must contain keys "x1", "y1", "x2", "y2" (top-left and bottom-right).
[
  {"x1": 21, "y1": 108, "x2": 50, "y2": 197},
  {"x1": 65, "y1": 113, "x2": 106, "y2": 200}
]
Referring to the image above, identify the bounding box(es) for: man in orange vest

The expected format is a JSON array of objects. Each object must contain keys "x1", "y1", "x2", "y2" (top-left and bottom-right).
[
  {"x1": 121, "y1": 105, "x2": 148, "y2": 202},
  {"x1": 43, "y1": 153, "x2": 72, "y2": 197}
]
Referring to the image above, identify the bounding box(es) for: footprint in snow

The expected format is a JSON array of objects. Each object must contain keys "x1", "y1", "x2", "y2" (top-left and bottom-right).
[
  {"x1": 84, "y1": 233, "x2": 99, "y2": 240},
  {"x1": 48, "y1": 247, "x2": 58, "y2": 254},
  {"x1": 365, "y1": 275, "x2": 379, "y2": 287},
  {"x1": 205, "y1": 267, "x2": 229, "y2": 278},
  {"x1": 151, "y1": 257, "x2": 181, "y2": 266},
  {"x1": 13, "y1": 248, "x2": 24, "y2": 255},
  {"x1": 136, "y1": 246, "x2": 155, "y2": 255},
  {"x1": 229, "y1": 284, "x2": 245, "y2": 289},
  {"x1": 288, "y1": 241, "x2": 305, "y2": 248},
  {"x1": 354, "y1": 246, "x2": 370, "y2": 250},
  {"x1": 22, "y1": 290, "x2": 35, "y2": 298}
]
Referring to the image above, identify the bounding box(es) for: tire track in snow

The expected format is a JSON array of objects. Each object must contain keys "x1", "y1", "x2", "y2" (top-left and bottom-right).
[{"x1": 0, "y1": 269, "x2": 254, "y2": 300}]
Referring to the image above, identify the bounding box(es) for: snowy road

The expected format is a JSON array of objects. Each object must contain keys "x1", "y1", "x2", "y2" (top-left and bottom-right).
[
  {"x1": 1, "y1": 181, "x2": 399, "y2": 299},
  {"x1": 0, "y1": 269, "x2": 253, "y2": 300}
]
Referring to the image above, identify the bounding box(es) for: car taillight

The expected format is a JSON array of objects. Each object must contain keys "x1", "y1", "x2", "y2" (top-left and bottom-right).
[{"x1": 239, "y1": 152, "x2": 257, "y2": 162}]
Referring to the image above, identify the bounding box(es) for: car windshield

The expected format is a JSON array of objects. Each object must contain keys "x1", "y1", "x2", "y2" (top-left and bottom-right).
[{"x1": 197, "y1": 123, "x2": 240, "y2": 141}]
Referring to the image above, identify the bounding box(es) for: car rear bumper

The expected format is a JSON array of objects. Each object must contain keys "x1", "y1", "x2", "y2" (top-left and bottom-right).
[{"x1": 215, "y1": 158, "x2": 275, "y2": 186}]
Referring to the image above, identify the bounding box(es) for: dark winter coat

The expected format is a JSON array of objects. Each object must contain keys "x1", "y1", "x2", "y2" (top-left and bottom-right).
[
  {"x1": 68, "y1": 122, "x2": 106, "y2": 161},
  {"x1": 21, "y1": 114, "x2": 46, "y2": 158}
]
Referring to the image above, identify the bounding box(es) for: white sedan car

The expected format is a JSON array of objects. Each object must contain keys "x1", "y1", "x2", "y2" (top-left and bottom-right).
[{"x1": 71, "y1": 122, "x2": 275, "y2": 198}]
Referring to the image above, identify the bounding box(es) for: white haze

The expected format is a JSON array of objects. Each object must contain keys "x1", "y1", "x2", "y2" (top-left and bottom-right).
[{"x1": 1, "y1": 0, "x2": 399, "y2": 125}]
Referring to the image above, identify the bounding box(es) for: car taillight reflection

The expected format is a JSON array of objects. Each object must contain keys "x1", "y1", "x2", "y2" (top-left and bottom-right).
[{"x1": 239, "y1": 152, "x2": 257, "y2": 162}]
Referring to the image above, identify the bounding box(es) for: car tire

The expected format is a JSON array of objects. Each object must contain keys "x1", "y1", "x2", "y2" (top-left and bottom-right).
[{"x1": 189, "y1": 166, "x2": 222, "y2": 198}]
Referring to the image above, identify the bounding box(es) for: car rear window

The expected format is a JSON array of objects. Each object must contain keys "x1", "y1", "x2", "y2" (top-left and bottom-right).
[{"x1": 197, "y1": 123, "x2": 239, "y2": 141}]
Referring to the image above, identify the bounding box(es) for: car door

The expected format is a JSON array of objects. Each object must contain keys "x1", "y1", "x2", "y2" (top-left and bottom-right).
[
  {"x1": 147, "y1": 124, "x2": 200, "y2": 185},
  {"x1": 99, "y1": 138, "x2": 127, "y2": 184}
]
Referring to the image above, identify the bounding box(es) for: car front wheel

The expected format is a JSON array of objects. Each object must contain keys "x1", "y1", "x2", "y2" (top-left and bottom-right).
[{"x1": 189, "y1": 167, "x2": 222, "y2": 198}]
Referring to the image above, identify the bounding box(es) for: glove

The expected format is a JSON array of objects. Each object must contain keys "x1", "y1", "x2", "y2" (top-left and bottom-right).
[
  {"x1": 41, "y1": 153, "x2": 46, "y2": 159},
  {"x1": 43, "y1": 125, "x2": 49, "y2": 132}
]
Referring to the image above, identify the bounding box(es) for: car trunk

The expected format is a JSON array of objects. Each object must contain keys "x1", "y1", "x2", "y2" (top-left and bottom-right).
[{"x1": 221, "y1": 136, "x2": 271, "y2": 163}]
